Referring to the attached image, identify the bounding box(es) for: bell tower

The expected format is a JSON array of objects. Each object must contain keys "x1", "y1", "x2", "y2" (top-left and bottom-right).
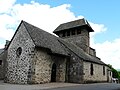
[{"x1": 53, "y1": 18, "x2": 94, "y2": 54}]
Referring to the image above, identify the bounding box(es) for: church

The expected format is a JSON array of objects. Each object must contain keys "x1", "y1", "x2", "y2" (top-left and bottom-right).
[{"x1": 0, "y1": 18, "x2": 112, "y2": 84}]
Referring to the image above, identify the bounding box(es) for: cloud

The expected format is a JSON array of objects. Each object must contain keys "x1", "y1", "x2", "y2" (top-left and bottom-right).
[
  {"x1": 0, "y1": 0, "x2": 83, "y2": 47},
  {"x1": 0, "y1": 0, "x2": 84, "y2": 42},
  {"x1": 89, "y1": 22, "x2": 107, "y2": 46},
  {"x1": 89, "y1": 22, "x2": 120, "y2": 69},
  {"x1": 0, "y1": 14, "x2": 16, "y2": 40},
  {"x1": 92, "y1": 39, "x2": 120, "y2": 69},
  {"x1": 0, "y1": 0, "x2": 16, "y2": 13},
  {"x1": 89, "y1": 22, "x2": 107, "y2": 36},
  {"x1": 11, "y1": 1, "x2": 83, "y2": 32}
]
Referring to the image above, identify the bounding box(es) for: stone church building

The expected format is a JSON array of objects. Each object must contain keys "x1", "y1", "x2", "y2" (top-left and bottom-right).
[{"x1": 0, "y1": 18, "x2": 112, "y2": 84}]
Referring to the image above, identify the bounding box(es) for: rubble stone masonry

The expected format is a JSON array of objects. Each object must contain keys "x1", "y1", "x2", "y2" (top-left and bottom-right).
[
  {"x1": 31, "y1": 48, "x2": 66, "y2": 84},
  {"x1": 83, "y1": 61, "x2": 111, "y2": 83},
  {"x1": 6, "y1": 23, "x2": 35, "y2": 84}
]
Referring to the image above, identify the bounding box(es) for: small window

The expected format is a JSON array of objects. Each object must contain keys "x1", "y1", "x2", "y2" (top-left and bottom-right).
[
  {"x1": 16, "y1": 47, "x2": 22, "y2": 57},
  {"x1": 103, "y1": 66, "x2": 105, "y2": 75},
  {"x1": 0, "y1": 60, "x2": 2, "y2": 65},
  {"x1": 90, "y1": 63, "x2": 94, "y2": 75},
  {"x1": 77, "y1": 29, "x2": 81, "y2": 34},
  {"x1": 62, "y1": 32, "x2": 65, "y2": 37},
  {"x1": 67, "y1": 31, "x2": 70, "y2": 36},
  {"x1": 71, "y1": 30, "x2": 75, "y2": 35}
]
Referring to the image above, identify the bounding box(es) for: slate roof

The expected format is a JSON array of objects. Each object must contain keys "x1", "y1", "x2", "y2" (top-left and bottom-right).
[
  {"x1": 58, "y1": 39, "x2": 105, "y2": 65},
  {"x1": 22, "y1": 21, "x2": 105, "y2": 65},
  {"x1": 53, "y1": 18, "x2": 94, "y2": 34},
  {"x1": 7, "y1": 20, "x2": 105, "y2": 65},
  {"x1": 23, "y1": 21, "x2": 68, "y2": 56}
]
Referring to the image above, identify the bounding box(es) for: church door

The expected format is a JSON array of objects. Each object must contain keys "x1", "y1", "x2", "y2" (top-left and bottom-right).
[{"x1": 51, "y1": 63, "x2": 57, "y2": 82}]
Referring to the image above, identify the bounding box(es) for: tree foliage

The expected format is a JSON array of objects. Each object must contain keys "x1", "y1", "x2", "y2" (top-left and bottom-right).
[{"x1": 108, "y1": 64, "x2": 120, "y2": 78}]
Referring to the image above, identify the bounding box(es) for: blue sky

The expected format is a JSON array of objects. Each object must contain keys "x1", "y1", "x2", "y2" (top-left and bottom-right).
[{"x1": 0, "y1": 0, "x2": 120, "y2": 69}]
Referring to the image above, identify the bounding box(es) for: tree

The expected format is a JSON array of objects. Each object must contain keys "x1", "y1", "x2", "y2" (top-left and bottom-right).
[
  {"x1": 108, "y1": 64, "x2": 120, "y2": 78},
  {"x1": 112, "y1": 68, "x2": 120, "y2": 78}
]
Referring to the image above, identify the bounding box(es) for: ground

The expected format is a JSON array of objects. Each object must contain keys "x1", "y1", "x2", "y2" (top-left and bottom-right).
[{"x1": 0, "y1": 80, "x2": 120, "y2": 90}]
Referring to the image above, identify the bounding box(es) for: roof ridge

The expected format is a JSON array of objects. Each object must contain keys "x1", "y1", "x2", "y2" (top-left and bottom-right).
[
  {"x1": 53, "y1": 18, "x2": 94, "y2": 33},
  {"x1": 22, "y1": 21, "x2": 37, "y2": 46},
  {"x1": 61, "y1": 18, "x2": 85, "y2": 25},
  {"x1": 21, "y1": 21, "x2": 68, "y2": 56},
  {"x1": 22, "y1": 21, "x2": 57, "y2": 38}
]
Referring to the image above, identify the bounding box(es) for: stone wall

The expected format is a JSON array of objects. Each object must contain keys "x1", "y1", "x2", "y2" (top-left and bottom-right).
[
  {"x1": 31, "y1": 48, "x2": 67, "y2": 84},
  {"x1": 0, "y1": 50, "x2": 7, "y2": 80},
  {"x1": 89, "y1": 47, "x2": 96, "y2": 56},
  {"x1": 62, "y1": 28, "x2": 90, "y2": 54},
  {"x1": 83, "y1": 61, "x2": 109, "y2": 83},
  {"x1": 0, "y1": 53, "x2": 4, "y2": 80},
  {"x1": 0, "y1": 64, "x2": 3, "y2": 80},
  {"x1": 6, "y1": 23, "x2": 36, "y2": 84},
  {"x1": 0, "y1": 52, "x2": 4, "y2": 80},
  {"x1": 51, "y1": 55, "x2": 66, "y2": 82},
  {"x1": 107, "y1": 67, "x2": 112, "y2": 83},
  {"x1": 31, "y1": 48, "x2": 52, "y2": 84},
  {"x1": 66, "y1": 52, "x2": 84, "y2": 83}
]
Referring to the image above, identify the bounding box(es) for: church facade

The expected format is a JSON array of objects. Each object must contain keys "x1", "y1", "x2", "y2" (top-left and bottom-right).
[{"x1": 0, "y1": 19, "x2": 112, "y2": 84}]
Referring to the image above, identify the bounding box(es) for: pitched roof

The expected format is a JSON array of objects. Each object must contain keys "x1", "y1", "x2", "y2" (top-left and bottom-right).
[
  {"x1": 53, "y1": 18, "x2": 94, "y2": 34},
  {"x1": 58, "y1": 39, "x2": 105, "y2": 65},
  {"x1": 23, "y1": 21, "x2": 105, "y2": 65},
  {"x1": 23, "y1": 21, "x2": 68, "y2": 56},
  {"x1": 8, "y1": 20, "x2": 105, "y2": 65}
]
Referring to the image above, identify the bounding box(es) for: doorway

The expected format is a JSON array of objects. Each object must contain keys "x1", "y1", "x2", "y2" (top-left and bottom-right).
[{"x1": 51, "y1": 63, "x2": 57, "y2": 82}]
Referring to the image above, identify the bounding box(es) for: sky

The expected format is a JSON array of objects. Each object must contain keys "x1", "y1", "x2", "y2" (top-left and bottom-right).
[{"x1": 0, "y1": 0, "x2": 120, "y2": 69}]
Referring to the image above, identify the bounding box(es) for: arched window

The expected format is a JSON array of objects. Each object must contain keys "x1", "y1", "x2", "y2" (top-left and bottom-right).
[
  {"x1": 51, "y1": 63, "x2": 57, "y2": 82},
  {"x1": 90, "y1": 63, "x2": 94, "y2": 75},
  {"x1": 16, "y1": 47, "x2": 22, "y2": 57}
]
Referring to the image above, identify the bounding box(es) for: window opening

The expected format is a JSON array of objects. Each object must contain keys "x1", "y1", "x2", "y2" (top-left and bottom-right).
[
  {"x1": 62, "y1": 32, "x2": 65, "y2": 37},
  {"x1": 0, "y1": 60, "x2": 2, "y2": 65},
  {"x1": 71, "y1": 30, "x2": 75, "y2": 35},
  {"x1": 67, "y1": 31, "x2": 70, "y2": 36},
  {"x1": 51, "y1": 63, "x2": 57, "y2": 82},
  {"x1": 103, "y1": 66, "x2": 105, "y2": 75},
  {"x1": 77, "y1": 29, "x2": 81, "y2": 34},
  {"x1": 16, "y1": 47, "x2": 22, "y2": 57},
  {"x1": 90, "y1": 63, "x2": 94, "y2": 75}
]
